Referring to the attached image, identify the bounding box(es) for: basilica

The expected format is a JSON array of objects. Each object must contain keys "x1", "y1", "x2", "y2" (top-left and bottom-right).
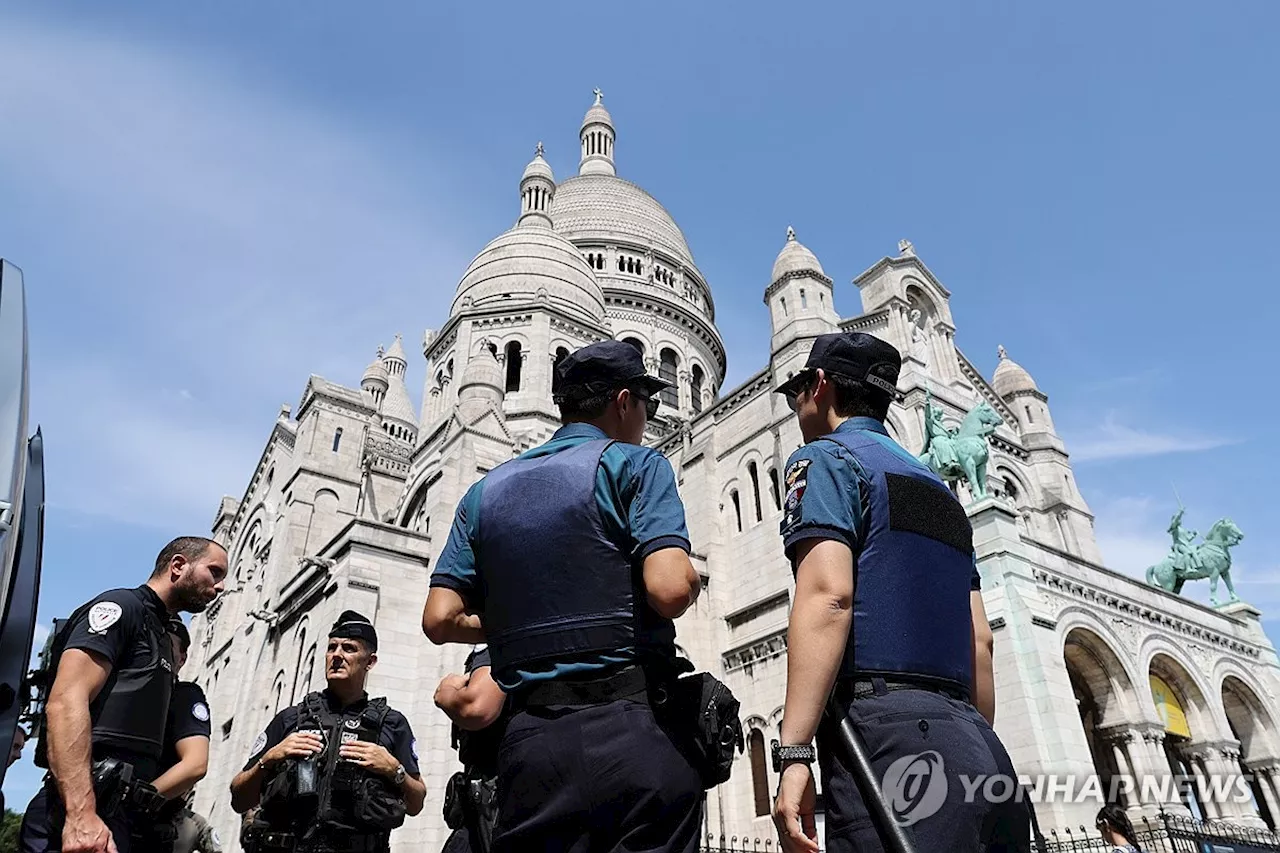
[{"x1": 184, "y1": 93, "x2": 1280, "y2": 850}]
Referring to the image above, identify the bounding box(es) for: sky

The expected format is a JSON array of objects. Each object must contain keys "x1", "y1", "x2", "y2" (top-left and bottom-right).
[{"x1": 2, "y1": 0, "x2": 1278, "y2": 811}]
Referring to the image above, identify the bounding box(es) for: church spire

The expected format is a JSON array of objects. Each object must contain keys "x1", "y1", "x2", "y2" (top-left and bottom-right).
[
  {"x1": 579, "y1": 88, "x2": 616, "y2": 177},
  {"x1": 518, "y1": 141, "x2": 556, "y2": 228}
]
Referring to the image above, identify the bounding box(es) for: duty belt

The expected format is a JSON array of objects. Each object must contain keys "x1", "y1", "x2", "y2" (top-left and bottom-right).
[
  {"x1": 836, "y1": 676, "x2": 970, "y2": 704},
  {"x1": 255, "y1": 831, "x2": 386, "y2": 853},
  {"x1": 516, "y1": 665, "x2": 649, "y2": 708}
]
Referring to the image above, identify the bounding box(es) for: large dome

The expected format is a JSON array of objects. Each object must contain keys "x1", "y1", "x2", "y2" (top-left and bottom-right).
[
  {"x1": 550, "y1": 175, "x2": 695, "y2": 268},
  {"x1": 451, "y1": 225, "x2": 606, "y2": 324}
]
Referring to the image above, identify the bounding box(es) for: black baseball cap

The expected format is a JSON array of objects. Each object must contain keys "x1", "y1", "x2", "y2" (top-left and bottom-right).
[
  {"x1": 329, "y1": 610, "x2": 378, "y2": 652},
  {"x1": 553, "y1": 340, "x2": 671, "y2": 401},
  {"x1": 775, "y1": 332, "x2": 902, "y2": 400}
]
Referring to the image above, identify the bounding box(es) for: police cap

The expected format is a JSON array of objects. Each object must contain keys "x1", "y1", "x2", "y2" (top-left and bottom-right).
[
  {"x1": 553, "y1": 340, "x2": 670, "y2": 402},
  {"x1": 167, "y1": 618, "x2": 191, "y2": 652},
  {"x1": 775, "y1": 332, "x2": 902, "y2": 401},
  {"x1": 329, "y1": 610, "x2": 377, "y2": 652}
]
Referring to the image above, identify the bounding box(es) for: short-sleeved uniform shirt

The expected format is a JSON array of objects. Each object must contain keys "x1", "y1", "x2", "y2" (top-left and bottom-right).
[
  {"x1": 61, "y1": 585, "x2": 175, "y2": 779},
  {"x1": 243, "y1": 689, "x2": 420, "y2": 778},
  {"x1": 780, "y1": 417, "x2": 982, "y2": 591},
  {"x1": 429, "y1": 422, "x2": 691, "y2": 691},
  {"x1": 160, "y1": 681, "x2": 211, "y2": 773}
]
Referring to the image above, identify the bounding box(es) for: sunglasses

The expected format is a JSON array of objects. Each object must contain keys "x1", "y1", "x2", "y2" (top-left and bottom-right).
[
  {"x1": 783, "y1": 370, "x2": 818, "y2": 413},
  {"x1": 629, "y1": 390, "x2": 660, "y2": 419}
]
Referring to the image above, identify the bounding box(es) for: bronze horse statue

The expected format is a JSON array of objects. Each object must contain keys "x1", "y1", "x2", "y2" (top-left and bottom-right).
[{"x1": 1146, "y1": 518, "x2": 1245, "y2": 607}]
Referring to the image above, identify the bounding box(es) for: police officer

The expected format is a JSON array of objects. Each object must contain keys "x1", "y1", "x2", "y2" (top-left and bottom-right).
[
  {"x1": 133, "y1": 620, "x2": 219, "y2": 853},
  {"x1": 433, "y1": 644, "x2": 507, "y2": 853},
  {"x1": 423, "y1": 339, "x2": 704, "y2": 853},
  {"x1": 229, "y1": 611, "x2": 425, "y2": 853},
  {"x1": 768, "y1": 332, "x2": 1028, "y2": 853},
  {"x1": 20, "y1": 536, "x2": 229, "y2": 853}
]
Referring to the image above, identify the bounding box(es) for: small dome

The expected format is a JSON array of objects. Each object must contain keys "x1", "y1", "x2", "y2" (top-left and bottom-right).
[
  {"x1": 771, "y1": 226, "x2": 825, "y2": 281},
  {"x1": 992, "y1": 345, "x2": 1040, "y2": 397},
  {"x1": 361, "y1": 347, "x2": 389, "y2": 387},
  {"x1": 581, "y1": 89, "x2": 613, "y2": 132},
  {"x1": 457, "y1": 344, "x2": 505, "y2": 419},
  {"x1": 522, "y1": 142, "x2": 554, "y2": 183},
  {"x1": 451, "y1": 226, "x2": 606, "y2": 325}
]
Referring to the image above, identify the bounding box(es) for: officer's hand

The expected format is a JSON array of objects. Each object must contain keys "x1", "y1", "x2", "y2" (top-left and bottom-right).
[
  {"x1": 263, "y1": 732, "x2": 324, "y2": 767},
  {"x1": 772, "y1": 763, "x2": 819, "y2": 853},
  {"x1": 338, "y1": 741, "x2": 399, "y2": 778},
  {"x1": 62, "y1": 809, "x2": 117, "y2": 853}
]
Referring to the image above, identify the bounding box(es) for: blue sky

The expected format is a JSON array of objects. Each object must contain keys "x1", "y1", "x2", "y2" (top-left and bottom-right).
[{"x1": 2, "y1": 1, "x2": 1277, "y2": 809}]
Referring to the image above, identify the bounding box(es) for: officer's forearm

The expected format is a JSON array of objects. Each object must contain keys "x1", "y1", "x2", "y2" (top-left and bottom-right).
[
  {"x1": 46, "y1": 692, "x2": 98, "y2": 817},
  {"x1": 152, "y1": 758, "x2": 206, "y2": 800},
  {"x1": 400, "y1": 772, "x2": 426, "y2": 817},
  {"x1": 229, "y1": 763, "x2": 266, "y2": 813},
  {"x1": 779, "y1": 540, "x2": 854, "y2": 747},
  {"x1": 971, "y1": 629, "x2": 996, "y2": 725}
]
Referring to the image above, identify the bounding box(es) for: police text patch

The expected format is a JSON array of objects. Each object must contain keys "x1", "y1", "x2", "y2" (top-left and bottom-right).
[
  {"x1": 251, "y1": 731, "x2": 267, "y2": 757},
  {"x1": 782, "y1": 459, "x2": 811, "y2": 531},
  {"x1": 192, "y1": 702, "x2": 210, "y2": 722},
  {"x1": 87, "y1": 602, "x2": 122, "y2": 634}
]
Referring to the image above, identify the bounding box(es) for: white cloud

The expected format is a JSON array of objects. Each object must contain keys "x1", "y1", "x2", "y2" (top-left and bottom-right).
[
  {"x1": 0, "y1": 16, "x2": 479, "y2": 529},
  {"x1": 1067, "y1": 414, "x2": 1235, "y2": 462}
]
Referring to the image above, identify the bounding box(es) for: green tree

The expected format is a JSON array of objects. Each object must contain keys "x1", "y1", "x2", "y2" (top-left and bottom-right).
[{"x1": 0, "y1": 808, "x2": 22, "y2": 853}]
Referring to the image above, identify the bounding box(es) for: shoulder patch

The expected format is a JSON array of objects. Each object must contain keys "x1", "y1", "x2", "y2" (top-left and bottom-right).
[
  {"x1": 782, "y1": 458, "x2": 813, "y2": 531},
  {"x1": 192, "y1": 702, "x2": 210, "y2": 722},
  {"x1": 87, "y1": 601, "x2": 123, "y2": 634},
  {"x1": 251, "y1": 731, "x2": 267, "y2": 757},
  {"x1": 411, "y1": 738, "x2": 418, "y2": 760}
]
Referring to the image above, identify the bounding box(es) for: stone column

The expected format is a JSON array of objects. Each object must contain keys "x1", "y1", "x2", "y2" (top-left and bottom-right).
[
  {"x1": 1253, "y1": 766, "x2": 1280, "y2": 830},
  {"x1": 1185, "y1": 749, "x2": 1218, "y2": 821}
]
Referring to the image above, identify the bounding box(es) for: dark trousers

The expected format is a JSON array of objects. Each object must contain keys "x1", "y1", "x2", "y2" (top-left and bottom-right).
[
  {"x1": 818, "y1": 685, "x2": 1031, "y2": 853},
  {"x1": 20, "y1": 784, "x2": 135, "y2": 853},
  {"x1": 442, "y1": 827, "x2": 479, "y2": 853},
  {"x1": 491, "y1": 697, "x2": 703, "y2": 853}
]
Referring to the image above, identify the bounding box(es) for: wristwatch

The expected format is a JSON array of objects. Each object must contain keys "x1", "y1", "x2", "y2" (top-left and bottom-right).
[
  {"x1": 392, "y1": 764, "x2": 406, "y2": 786},
  {"x1": 771, "y1": 739, "x2": 816, "y2": 773}
]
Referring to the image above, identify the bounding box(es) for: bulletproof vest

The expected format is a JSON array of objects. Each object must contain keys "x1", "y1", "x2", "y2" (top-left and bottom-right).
[
  {"x1": 34, "y1": 590, "x2": 174, "y2": 769},
  {"x1": 474, "y1": 438, "x2": 676, "y2": 677},
  {"x1": 821, "y1": 425, "x2": 975, "y2": 691},
  {"x1": 261, "y1": 692, "x2": 403, "y2": 836}
]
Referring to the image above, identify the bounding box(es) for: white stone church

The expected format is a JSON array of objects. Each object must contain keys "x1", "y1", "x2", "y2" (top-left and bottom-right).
[{"x1": 184, "y1": 94, "x2": 1280, "y2": 850}]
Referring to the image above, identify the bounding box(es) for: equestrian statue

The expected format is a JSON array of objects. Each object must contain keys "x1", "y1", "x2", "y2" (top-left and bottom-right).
[
  {"x1": 1145, "y1": 507, "x2": 1245, "y2": 607},
  {"x1": 919, "y1": 392, "x2": 1004, "y2": 501}
]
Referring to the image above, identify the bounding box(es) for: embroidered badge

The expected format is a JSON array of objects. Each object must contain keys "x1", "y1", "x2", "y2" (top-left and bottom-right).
[
  {"x1": 411, "y1": 738, "x2": 418, "y2": 760},
  {"x1": 345, "y1": 719, "x2": 359, "y2": 730},
  {"x1": 192, "y1": 702, "x2": 210, "y2": 722},
  {"x1": 341, "y1": 732, "x2": 359, "y2": 744},
  {"x1": 782, "y1": 459, "x2": 812, "y2": 532},
  {"x1": 251, "y1": 732, "x2": 267, "y2": 756},
  {"x1": 87, "y1": 602, "x2": 122, "y2": 634}
]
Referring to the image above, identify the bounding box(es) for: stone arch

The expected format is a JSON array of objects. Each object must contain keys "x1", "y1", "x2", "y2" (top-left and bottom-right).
[
  {"x1": 903, "y1": 279, "x2": 938, "y2": 327},
  {"x1": 884, "y1": 408, "x2": 907, "y2": 444},
  {"x1": 232, "y1": 515, "x2": 265, "y2": 585},
  {"x1": 314, "y1": 488, "x2": 341, "y2": 520},
  {"x1": 993, "y1": 463, "x2": 1032, "y2": 508},
  {"x1": 1063, "y1": 624, "x2": 1142, "y2": 799},
  {"x1": 1223, "y1": 675, "x2": 1279, "y2": 764},
  {"x1": 1141, "y1": 645, "x2": 1217, "y2": 741},
  {"x1": 721, "y1": 480, "x2": 743, "y2": 534},
  {"x1": 1147, "y1": 651, "x2": 1220, "y2": 818}
]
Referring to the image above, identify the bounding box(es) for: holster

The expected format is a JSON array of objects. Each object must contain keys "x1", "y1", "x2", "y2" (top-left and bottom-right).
[
  {"x1": 442, "y1": 772, "x2": 466, "y2": 830},
  {"x1": 652, "y1": 671, "x2": 745, "y2": 789}
]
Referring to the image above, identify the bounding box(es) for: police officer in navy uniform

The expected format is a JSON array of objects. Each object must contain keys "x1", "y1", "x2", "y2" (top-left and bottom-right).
[
  {"x1": 229, "y1": 611, "x2": 425, "y2": 853},
  {"x1": 433, "y1": 644, "x2": 507, "y2": 853},
  {"x1": 20, "y1": 537, "x2": 229, "y2": 853},
  {"x1": 424, "y1": 339, "x2": 704, "y2": 853},
  {"x1": 135, "y1": 620, "x2": 219, "y2": 853},
  {"x1": 769, "y1": 332, "x2": 1029, "y2": 853}
]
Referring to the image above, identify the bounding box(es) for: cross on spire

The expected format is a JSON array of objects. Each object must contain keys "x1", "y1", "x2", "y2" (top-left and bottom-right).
[
  {"x1": 535, "y1": 141, "x2": 544, "y2": 157},
  {"x1": 593, "y1": 87, "x2": 604, "y2": 105}
]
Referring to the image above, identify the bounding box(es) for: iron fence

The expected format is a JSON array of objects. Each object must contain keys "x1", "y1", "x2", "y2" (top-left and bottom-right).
[{"x1": 701, "y1": 812, "x2": 1280, "y2": 853}]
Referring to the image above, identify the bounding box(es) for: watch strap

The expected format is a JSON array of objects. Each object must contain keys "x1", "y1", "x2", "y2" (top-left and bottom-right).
[{"x1": 771, "y1": 739, "x2": 817, "y2": 773}]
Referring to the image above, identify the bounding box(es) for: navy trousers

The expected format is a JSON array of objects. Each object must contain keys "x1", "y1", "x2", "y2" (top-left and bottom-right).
[
  {"x1": 491, "y1": 697, "x2": 703, "y2": 853},
  {"x1": 818, "y1": 685, "x2": 1031, "y2": 853},
  {"x1": 20, "y1": 784, "x2": 135, "y2": 853}
]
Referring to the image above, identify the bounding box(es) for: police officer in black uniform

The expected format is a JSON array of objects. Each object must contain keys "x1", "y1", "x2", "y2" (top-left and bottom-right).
[
  {"x1": 424, "y1": 339, "x2": 705, "y2": 853},
  {"x1": 434, "y1": 644, "x2": 508, "y2": 853},
  {"x1": 134, "y1": 620, "x2": 219, "y2": 853},
  {"x1": 20, "y1": 536, "x2": 229, "y2": 853},
  {"x1": 230, "y1": 611, "x2": 425, "y2": 853},
  {"x1": 769, "y1": 332, "x2": 1028, "y2": 853}
]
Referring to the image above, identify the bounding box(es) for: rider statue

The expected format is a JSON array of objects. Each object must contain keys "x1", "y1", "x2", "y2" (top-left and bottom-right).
[
  {"x1": 922, "y1": 397, "x2": 959, "y2": 471},
  {"x1": 1167, "y1": 508, "x2": 1202, "y2": 575}
]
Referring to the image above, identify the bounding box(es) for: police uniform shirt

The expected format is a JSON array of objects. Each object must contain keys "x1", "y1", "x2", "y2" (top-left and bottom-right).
[
  {"x1": 60, "y1": 585, "x2": 175, "y2": 778},
  {"x1": 429, "y1": 422, "x2": 691, "y2": 691},
  {"x1": 243, "y1": 691, "x2": 420, "y2": 778},
  {"x1": 780, "y1": 417, "x2": 981, "y2": 591},
  {"x1": 160, "y1": 681, "x2": 212, "y2": 773}
]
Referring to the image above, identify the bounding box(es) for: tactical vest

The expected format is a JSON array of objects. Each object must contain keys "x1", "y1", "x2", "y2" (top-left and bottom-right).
[
  {"x1": 260, "y1": 692, "x2": 404, "y2": 838},
  {"x1": 821, "y1": 426, "x2": 975, "y2": 691},
  {"x1": 34, "y1": 589, "x2": 174, "y2": 769},
  {"x1": 474, "y1": 438, "x2": 675, "y2": 677}
]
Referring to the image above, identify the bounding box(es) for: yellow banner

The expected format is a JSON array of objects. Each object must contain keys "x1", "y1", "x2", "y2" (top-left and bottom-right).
[{"x1": 1150, "y1": 675, "x2": 1191, "y2": 739}]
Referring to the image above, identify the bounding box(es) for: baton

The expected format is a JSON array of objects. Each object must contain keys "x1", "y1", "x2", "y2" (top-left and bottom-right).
[{"x1": 825, "y1": 694, "x2": 917, "y2": 853}]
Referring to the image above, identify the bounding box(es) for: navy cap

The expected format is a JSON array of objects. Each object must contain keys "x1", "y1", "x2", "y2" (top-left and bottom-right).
[
  {"x1": 553, "y1": 340, "x2": 671, "y2": 400},
  {"x1": 329, "y1": 610, "x2": 377, "y2": 652},
  {"x1": 775, "y1": 332, "x2": 902, "y2": 399}
]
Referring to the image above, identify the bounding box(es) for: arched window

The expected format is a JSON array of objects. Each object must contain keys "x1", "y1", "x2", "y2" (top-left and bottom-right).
[
  {"x1": 301, "y1": 644, "x2": 317, "y2": 695},
  {"x1": 800, "y1": 288, "x2": 808, "y2": 309},
  {"x1": 780, "y1": 296, "x2": 788, "y2": 316},
  {"x1": 748, "y1": 462, "x2": 763, "y2": 522},
  {"x1": 289, "y1": 625, "x2": 308, "y2": 703},
  {"x1": 504, "y1": 341, "x2": 523, "y2": 392},
  {"x1": 1025, "y1": 405, "x2": 1035, "y2": 424},
  {"x1": 552, "y1": 347, "x2": 570, "y2": 394},
  {"x1": 690, "y1": 365, "x2": 705, "y2": 415},
  {"x1": 658, "y1": 348, "x2": 679, "y2": 407},
  {"x1": 618, "y1": 256, "x2": 625, "y2": 272},
  {"x1": 622, "y1": 337, "x2": 645, "y2": 357},
  {"x1": 769, "y1": 467, "x2": 781, "y2": 510},
  {"x1": 332, "y1": 428, "x2": 343, "y2": 452},
  {"x1": 730, "y1": 491, "x2": 742, "y2": 533},
  {"x1": 750, "y1": 730, "x2": 770, "y2": 816}
]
